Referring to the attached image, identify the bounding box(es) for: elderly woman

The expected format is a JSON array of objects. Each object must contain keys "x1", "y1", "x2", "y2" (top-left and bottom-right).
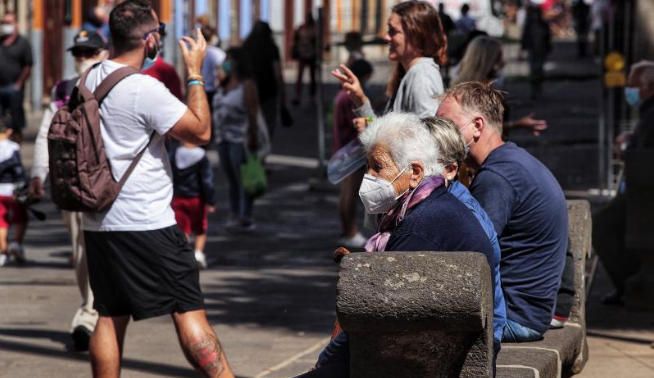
[
  {"x1": 310, "y1": 113, "x2": 495, "y2": 377},
  {"x1": 358, "y1": 113, "x2": 493, "y2": 253}
]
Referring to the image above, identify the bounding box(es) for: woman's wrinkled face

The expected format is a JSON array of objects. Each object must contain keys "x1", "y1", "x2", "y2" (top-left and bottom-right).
[
  {"x1": 367, "y1": 143, "x2": 410, "y2": 195},
  {"x1": 384, "y1": 13, "x2": 414, "y2": 62}
]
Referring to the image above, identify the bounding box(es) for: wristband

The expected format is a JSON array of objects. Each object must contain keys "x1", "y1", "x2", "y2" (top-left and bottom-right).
[
  {"x1": 187, "y1": 80, "x2": 204, "y2": 87},
  {"x1": 187, "y1": 74, "x2": 204, "y2": 82}
]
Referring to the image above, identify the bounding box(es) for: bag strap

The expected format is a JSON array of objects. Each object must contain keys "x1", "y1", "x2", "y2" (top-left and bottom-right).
[
  {"x1": 94, "y1": 66, "x2": 139, "y2": 105},
  {"x1": 76, "y1": 63, "x2": 100, "y2": 101},
  {"x1": 117, "y1": 131, "x2": 156, "y2": 191}
]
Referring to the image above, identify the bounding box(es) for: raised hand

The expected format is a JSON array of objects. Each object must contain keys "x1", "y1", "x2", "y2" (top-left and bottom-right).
[
  {"x1": 514, "y1": 113, "x2": 548, "y2": 136},
  {"x1": 331, "y1": 64, "x2": 367, "y2": 107},
  {"x1": 179, "y1": 27, "x2": 207, "y2": 77}
]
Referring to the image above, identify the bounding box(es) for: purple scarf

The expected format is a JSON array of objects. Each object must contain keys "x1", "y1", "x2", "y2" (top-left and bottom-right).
[{"x1": 364, "y1": 175, "x2": 445, "y2": 252}]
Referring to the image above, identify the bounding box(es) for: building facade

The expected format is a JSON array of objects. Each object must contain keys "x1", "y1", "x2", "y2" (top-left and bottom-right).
[{"x1": 10, "y1": 0, "x2": 465, "y2": 109}]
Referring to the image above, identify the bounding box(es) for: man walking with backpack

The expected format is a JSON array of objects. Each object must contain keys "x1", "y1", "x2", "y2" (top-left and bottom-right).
[{"x1": 49, "y1": 1, "x2": 233, "y2": 376}]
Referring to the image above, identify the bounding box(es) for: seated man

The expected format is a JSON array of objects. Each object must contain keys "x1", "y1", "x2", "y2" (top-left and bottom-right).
[
  {"x1": 594, "y1": 61, "x2": 654, "y2": 305},
  {"x1": 437, "y1": 82, "x2": 568, "y2": 342},
  {"x1": 311, "y1": 112, "x2": 498, "y2": 377}
]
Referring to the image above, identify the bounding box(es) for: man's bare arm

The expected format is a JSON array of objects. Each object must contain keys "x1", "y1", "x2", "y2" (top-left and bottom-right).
[{"x1": 168, "y1": 29, "x2": 211, "y2": 145}]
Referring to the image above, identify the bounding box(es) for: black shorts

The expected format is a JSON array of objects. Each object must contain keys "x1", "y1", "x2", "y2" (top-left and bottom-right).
[{"x1": 85, "y1": 226, "x2": 204, "y2": 320}]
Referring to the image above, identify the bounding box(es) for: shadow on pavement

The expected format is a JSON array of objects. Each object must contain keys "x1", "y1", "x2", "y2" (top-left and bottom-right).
[
  {"x1": 202, "y1": 267, "x2": 337, "y2": 335},
  {"x1": 0, "y1": 333, "x2": 203, "y2": 377}
]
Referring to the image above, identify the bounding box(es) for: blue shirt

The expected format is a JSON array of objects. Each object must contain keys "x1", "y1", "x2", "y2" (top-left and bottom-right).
[
  {"x1": 470, "y1": 142, "x2": 568, "y2": 334},
  {"x1": 449, "y1": 181, "x2": 507, "y2": 343}
]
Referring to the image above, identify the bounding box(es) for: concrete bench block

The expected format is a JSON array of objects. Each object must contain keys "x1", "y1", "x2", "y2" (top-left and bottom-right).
[
  {"x1": 499, "y1": 200, "x2": 591, "y2": 377},
  {"x1": 337, "y1": 252, "x2": 493, "y2": 377},
  {"x1": 497, "y1": 324, "x2": 584, "y2": 378},
  {"x1": 565, "y1": 200, "x2": 591, "y2": 373}
]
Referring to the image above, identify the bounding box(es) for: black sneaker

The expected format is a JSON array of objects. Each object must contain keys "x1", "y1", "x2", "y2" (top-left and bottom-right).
[{"x1": 71, "y1": 325, "x2": 92, "y2": 352}]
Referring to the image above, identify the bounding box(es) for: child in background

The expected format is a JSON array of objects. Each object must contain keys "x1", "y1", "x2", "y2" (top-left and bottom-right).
[
  {"x1": 0, "y1": 118, "x2": 28, "y2": 266},
  {"x1": 170, "y1": 141, "x2": 216, "y2": 269},
  {"x1": 333, "y1": 59, "x2": 373, "y2": 248}
]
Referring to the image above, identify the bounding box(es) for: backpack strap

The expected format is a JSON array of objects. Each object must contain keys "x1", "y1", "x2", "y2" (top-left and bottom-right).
[
  {"x1": 76, "y1": 63, "x2": 101, "y2": 101},
  {"x1": 116, "y1": 131, "x2": 157, "y2": 191},
  {"x1": 94, "y1": 66, "x2": 139, "y2": 105}
]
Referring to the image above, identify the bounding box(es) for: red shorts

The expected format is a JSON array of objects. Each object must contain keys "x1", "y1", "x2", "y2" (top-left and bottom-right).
[
  {"x1": 172, "y1": 196, "x2": 208, "y2": 235},
  {"x1": 0, "y1": 195, "x2": 27, "y2": 228}
]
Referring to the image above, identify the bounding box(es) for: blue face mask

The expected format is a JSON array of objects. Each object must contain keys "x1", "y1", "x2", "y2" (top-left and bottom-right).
[
  {"x1": 141, "y1": 41, "x2": 159, "y2": 71},
  {"x1": 221, "y1": 60, "x2": 232, "y2": 77},
  {"x1": 624, "y1": 87, "x2": 640, "y2": 107}
]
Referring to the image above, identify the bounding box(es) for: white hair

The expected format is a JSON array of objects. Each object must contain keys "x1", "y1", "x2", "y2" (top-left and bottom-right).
[{"x1": 359, "y1": 112, "x2": 443, "y2": 176}]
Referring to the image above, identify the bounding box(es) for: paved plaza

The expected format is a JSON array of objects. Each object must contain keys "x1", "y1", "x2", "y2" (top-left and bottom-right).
[{"x1": 1, "y1": 41, "x2": 653, "y2": 377}]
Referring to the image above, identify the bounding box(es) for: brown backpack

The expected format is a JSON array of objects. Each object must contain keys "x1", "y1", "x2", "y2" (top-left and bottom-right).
[{"x1": 48, "y1": 64, "x2": 152, "y2": 212}]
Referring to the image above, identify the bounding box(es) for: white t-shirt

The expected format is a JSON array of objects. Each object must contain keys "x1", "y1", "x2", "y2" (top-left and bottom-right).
[{"x1": 82, "y1": 60, "x2": 187, "y2": 231}]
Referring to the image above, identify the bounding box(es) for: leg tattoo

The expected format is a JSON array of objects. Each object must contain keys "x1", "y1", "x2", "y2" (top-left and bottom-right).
[{"x1": 186, "y1": 332, "x2": 224, "y2": 377}]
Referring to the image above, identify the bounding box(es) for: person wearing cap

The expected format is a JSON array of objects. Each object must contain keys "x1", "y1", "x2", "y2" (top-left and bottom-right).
[{"x1": 29, "y1": 29, "x2": 107, "y2": 352}]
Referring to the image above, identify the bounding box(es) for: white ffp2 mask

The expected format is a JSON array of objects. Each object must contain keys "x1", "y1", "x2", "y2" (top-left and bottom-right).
[{"x1": 358, "y1": 167, "x2": 407, "y2": 214}]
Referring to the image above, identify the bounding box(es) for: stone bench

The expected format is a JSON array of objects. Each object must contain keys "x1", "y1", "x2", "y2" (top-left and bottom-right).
[
  {"x1": 497, "y1": 200, "x2": 591, "y2": 377},
  {"x1": 337, "y1": 251, "x2": 494, "y2": 377},
  {"x1": 336, "y1": 200, "x2": 591, "y2": 377}
]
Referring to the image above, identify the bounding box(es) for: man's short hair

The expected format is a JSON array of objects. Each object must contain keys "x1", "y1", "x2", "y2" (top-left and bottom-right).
[
  {"x1": 442, "y1": 81, "x2": 505, "y2": 133},
  {"x1": 109, "y1": 0, "x2": 156, "y2": 53},
  {"x1": 630, "y1": 60, "x2": 654, "y2": 88}
]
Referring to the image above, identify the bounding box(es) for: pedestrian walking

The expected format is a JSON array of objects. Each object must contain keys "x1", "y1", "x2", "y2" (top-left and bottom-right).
[
  {"x1": 455, "y1": 3, "x2": 476, "y2": 34},
  {"x1": 331, "y1": 0, "x2": 447, "y2": 119},
  {"x1": 521, "y1": 3, "x2": 551, "y2": 99},
  {"x1": 572, "y1": 0, "x2": 591, "y2": 57},
  {"x1": 0, "y1": 12, "x2": 32, "y2": 141},
  {"x1": 437, "y1": 2, "x2": 456, "y2": 36},
  {"x1": 243, "y1": 21, "x2": 286, "y2": 139},
  {"x1": 291, "y1": 12, "x2": 318, "y2": 105},
  {"x1": 170, "y1": 141, "x2": 216, "y2": 269},
  {"x1": 0, "y1": 117, "x2": 27, "y2": 267},
  {"x1": 82, "y1": 6, "x2": 111, "y2": 42},
  {"x1": 332, "y1": 59, "x2": 373, "y2": 249},
  {"x1": 79, "y1": 1, "x2": 233, "y2": 376},
  {"x1": 200, "y1": 24, "x2": 226, "y2": 107},
  {"x1": 29, "y1": 30, "x2": 108, "y2": 351},
  {"x1": 213, "y1": 47, "x2": 261, "y2": 232},
  {"x1": 343, "y1": 31, "x2": 365, "y2": 66}
]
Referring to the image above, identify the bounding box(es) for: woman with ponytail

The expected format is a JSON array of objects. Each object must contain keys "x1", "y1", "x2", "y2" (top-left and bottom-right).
[{"x1": 331, "y1": 0, "x2": 447, "y2": 119}]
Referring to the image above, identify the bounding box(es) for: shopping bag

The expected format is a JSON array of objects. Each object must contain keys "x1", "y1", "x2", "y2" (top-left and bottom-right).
[{"x1": 241, "y1": 152, "x2": 267, "y2": 198}]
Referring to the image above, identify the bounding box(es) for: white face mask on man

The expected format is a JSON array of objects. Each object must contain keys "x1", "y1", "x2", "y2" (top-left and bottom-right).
[
  {"x1": 358, "y1": 167, "x2": 408, "y2": 214},
  {"x1": 460, "y1": 120, "x2": 476, "y2": 155},
  {"x1": 0, "y1": 24, "x2": 15, "y2": 36}
]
